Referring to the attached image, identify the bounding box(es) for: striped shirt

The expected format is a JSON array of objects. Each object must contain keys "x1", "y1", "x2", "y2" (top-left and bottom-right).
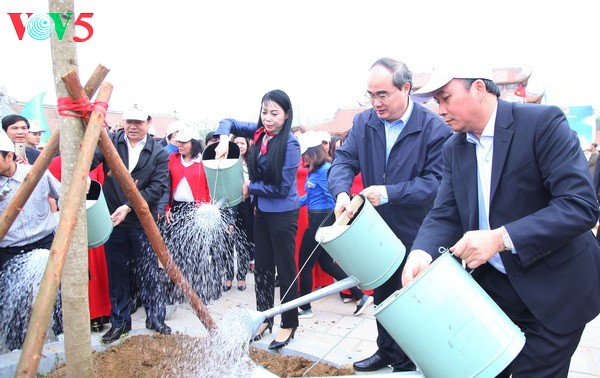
[{"x1": 0, "y1": 164, "x2": 60, "y2": 247}]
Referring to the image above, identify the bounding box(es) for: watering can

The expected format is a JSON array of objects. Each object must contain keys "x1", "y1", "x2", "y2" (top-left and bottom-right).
[
  {"x1": 202, "y1": 141, "x2": 244, "y2": 208},
  {"x1": 85, "y1": 180, "x2": 113, "y2": 248},
  {"x1": 373, "y1": 251, "x2": 526, "y2": 377},
  {"x1": 315, "y1": 195, "x2": 406, "y2": 289}
]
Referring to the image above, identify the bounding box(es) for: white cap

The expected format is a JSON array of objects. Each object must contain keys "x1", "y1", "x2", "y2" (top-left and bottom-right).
[
  {"x1": 412, "y1": 65, "x2": 495, "y2": 101},
  {"x1": 317, "y1": 130, "x2": 331, "y2": 143},
  {"x1": 28, "y1": 120, "x2": 46, "y2": 133},
  {"x1": 122, "y1": 108, "x2": 150, "y2": 121},
  {"x1": 166, "y1": 120, "x2": 187, "y2": 136},
  {"x1": 174, "y1": 127, "x2": 200, "y2": 142},
  {"x1": 0, "y1": 130, "x2": 15, "y2": 153},
  {"x1": 298, "y1": 131, "x2": 323, "y2": 154}
]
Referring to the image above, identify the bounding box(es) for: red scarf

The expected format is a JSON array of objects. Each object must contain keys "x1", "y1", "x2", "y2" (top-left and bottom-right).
[{"x1": 253, "y1": 126, "x2": 278, "y2": 155}]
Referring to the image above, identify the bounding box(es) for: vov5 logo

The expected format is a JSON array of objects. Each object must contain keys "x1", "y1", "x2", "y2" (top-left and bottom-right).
[{"x1": 8, "y1": 12, "x2": 94, "y2": 42}]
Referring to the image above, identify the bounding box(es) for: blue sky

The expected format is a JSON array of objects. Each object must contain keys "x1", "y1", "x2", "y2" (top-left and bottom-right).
[{"x1": 1, "y1": 0, "x2": 597, "y2": 125}]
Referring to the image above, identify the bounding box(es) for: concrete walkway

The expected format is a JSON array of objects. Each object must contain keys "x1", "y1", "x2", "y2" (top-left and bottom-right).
[
  {"x1": 1, "y1": 270, "x2": 599, "y2": 377},
  {"x1": 166, "y1": 272, "x2": 600, "y2": 377}
]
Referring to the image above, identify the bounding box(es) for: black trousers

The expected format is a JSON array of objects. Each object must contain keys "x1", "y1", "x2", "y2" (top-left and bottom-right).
[
  {"x1": 473, "y1": 263, "x2": 584, "y2": 377},
  {"x1": 374, "y1": 258, "x2": 416, "y2": 371},
  {"x1": 253, "y1": 208, "x2": 299, "y2": 329}
]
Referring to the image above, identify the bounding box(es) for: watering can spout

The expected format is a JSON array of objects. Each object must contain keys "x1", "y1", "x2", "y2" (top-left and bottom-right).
[
  {"x1": 214, "y1": 195, "x2": 229, "y2": 209},
  {"x1": 240, "y1": 276, "x2": 361, "y2": 337}
]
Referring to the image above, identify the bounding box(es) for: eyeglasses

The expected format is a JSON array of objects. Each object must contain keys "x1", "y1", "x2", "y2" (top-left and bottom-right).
[
  {"x1": 365, "y1": 88, "x2": 398, "y2": 102},
  {"x1": 0, "y1": 182, "x2": 11, "y2": 201}
]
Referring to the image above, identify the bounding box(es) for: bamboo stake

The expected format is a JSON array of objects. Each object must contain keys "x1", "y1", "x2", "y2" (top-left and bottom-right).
[
  {"x1": 15, "y1": 83, "x2": 113, "y2": 377},
  {"x1": 61, "y1": 73, "x2": 217, "y2": 331}
]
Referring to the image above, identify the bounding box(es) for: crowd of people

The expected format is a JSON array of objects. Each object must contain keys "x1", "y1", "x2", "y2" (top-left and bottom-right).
[{"x1": 1, "y1": 55, "x2": 600, "y2": 377}]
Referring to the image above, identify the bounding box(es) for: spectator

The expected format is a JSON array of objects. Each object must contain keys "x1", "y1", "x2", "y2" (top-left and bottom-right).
[
  {"x1": 296, "y1": 131, "x2": 372, "y2": 319},
  {"x1": 163, "y1": 120, "x2": 187, "y2": 154},
  {"x1": 25, "y1": 121, "x2": 46, "y2": 150},
  {"x1": 1, "y1": 114, "x2": 41, "y2": 165},
  {"x1": 0, "y1": 129, "x2": 62, "y2": 349}
]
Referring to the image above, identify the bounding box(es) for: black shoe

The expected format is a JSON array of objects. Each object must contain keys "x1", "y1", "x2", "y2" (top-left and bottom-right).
[
  {"x1": 393, "y1": 367, "x2": 416, "y2": 372},
  {"x1": 145, "y1": 319, "x2": 172, "y2": 335},
  {"x1": 90, "y1": 318, "x2": 104, "y2": 333},
  {"x1": 223, "y1": 284, "x2": 232, "y2": 292},
  {"x1": 268, "y1": 327, "x2": 296, "y2": 350},
  {"x1": 237, "y1": 284, "x2": 247, "y2": 291},
  {"x1": 353, "y1": 353, "x2": 392, "y2": 372},
  {"x1": 100, "y1": 323, "x2": 131, "y2": 344},
  {"x1": 252, "y1": 322, "x2": 273, "y2": 342}
]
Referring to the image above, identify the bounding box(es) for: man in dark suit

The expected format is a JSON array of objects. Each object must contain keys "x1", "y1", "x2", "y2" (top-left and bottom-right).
[
  {"x1": 403, "y1": 66, "x2": 600, "y2": 377},
  {"x1": 91, "y1": 107, "x2": 171, "y2": 344}
]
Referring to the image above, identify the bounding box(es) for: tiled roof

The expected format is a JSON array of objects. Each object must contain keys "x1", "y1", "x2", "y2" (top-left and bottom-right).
[
  {"x1": 312, "y1": 67, "x2": 541, "y2": 135},
  {"x1": 6, "y1": 102, "x2": 177, "y2": 139}
]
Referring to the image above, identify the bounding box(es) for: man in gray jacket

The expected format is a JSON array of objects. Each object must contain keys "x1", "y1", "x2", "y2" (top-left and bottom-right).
[{"x1": 92, "y1": 107, "x2": 170, "y2": 344}]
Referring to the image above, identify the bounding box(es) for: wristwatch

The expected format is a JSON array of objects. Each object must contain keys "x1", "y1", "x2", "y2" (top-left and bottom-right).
[{"x1": 501, "y1": 226, "x2": 513, "y2": 251}]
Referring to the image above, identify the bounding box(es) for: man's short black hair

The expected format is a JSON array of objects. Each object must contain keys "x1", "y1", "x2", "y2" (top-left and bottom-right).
[{"x1": 1, "y1": 114, "x2": 30, "y2": 132}]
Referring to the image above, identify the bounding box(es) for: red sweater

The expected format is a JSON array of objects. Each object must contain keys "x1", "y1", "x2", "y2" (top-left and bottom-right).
[{"x1": 167, "y1": 154, "x2": 211, "y2": 210}]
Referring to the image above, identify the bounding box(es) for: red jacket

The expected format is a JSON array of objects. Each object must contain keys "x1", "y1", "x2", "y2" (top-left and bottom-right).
[{"x1": 167, "y1": 153, "x2": 211, "y2": 210}]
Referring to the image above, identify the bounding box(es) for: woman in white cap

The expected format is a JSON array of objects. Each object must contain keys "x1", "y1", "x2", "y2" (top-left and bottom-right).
[{"x1": 160, "y1": 127, "x2": 215, "y2": 302}]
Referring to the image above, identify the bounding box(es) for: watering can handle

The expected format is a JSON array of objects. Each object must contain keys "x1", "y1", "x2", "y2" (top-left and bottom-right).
[{"x1": 334, "y1": 195, "x2": 364, "y2": 227}]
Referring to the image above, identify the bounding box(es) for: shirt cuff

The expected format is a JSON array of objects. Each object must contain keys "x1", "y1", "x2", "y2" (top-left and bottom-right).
[{"x1": 379, "y1": 185, "x2": 388, "y2": 205}]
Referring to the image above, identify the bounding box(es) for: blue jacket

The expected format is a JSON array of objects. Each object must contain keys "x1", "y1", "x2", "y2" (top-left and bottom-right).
[
  {"x1": 300, "y1": 161, "x2": 335, "y2": 210},
  {"x1": 328, "y1": 103, "x2": 452, "y2": 248},
  {"x1": 216, "y1": 119, "x2": 300, "y2": 213}
]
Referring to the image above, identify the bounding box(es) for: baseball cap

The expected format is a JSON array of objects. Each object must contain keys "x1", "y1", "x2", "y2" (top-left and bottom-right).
[
  {"x1": 317, "y1": 130, "x2": 331, "y2": 144},
  {"x1": 412, "y1": 65, "x2": 495, "y2": 101},
  {"x1": 174, "y1": 127, "x2": 200, "y2": 142},
  {"x1": 122, "y1": 108, "x2": 150, "y2": 121},
  {"x1": 166, "y1": 120, "x2": 187, "y2": 137},
  {"x1": 28, "y1": 120, "x2": 47, "y2": 133},
  {"x1": 0, "y1": 130, "x2": 15, "y2": 153},
  {"x1": 298, "y1": 131, "x2": 323, "y2": 154}
]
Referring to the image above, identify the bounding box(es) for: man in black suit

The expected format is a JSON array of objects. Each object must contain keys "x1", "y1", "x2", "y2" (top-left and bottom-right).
[{"x1": 403, "y1": 65, "x2": 600, "y2": 377}]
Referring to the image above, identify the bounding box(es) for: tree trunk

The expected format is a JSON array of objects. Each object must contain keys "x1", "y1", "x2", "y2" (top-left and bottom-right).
[{"x1": 48, "y1": 2, "x2": 93, "y2": 377}]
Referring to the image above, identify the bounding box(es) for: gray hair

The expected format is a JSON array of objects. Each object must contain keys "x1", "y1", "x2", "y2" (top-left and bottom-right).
[{"x1": 371, "y1": 57, "x2": 413, "y2": 91}]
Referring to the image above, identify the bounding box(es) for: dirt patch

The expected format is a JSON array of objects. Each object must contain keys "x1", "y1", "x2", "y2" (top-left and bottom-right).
[{"x1": 44, "y1": 333, "x2": 355, "y2": 377}]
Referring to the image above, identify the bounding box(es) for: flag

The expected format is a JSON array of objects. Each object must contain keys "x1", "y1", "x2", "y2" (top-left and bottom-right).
[
  {"x1": 514, "y1": 85, "x2": 527, "y2": 98},
  {"x1": 19, "y1": 92, "x2": 51, "y2": 143}
]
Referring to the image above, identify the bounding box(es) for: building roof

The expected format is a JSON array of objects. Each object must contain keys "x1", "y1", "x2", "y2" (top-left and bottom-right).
[
  {"x1": 5, "y1": 102, "x2": 177, "y2": 139},
  {"x1": 312, "y1": 66, "x2": 542, "y2": 135}
]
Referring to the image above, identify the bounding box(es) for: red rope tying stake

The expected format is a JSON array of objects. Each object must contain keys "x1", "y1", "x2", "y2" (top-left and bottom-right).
[{"x1": 57, "y1": 96, "x2": 108, "y2": 123}]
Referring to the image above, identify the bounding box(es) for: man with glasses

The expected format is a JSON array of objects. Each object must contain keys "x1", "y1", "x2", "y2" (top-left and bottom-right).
[{"x1": 328, "y1": 57, "x2": 452, "y2": 372}]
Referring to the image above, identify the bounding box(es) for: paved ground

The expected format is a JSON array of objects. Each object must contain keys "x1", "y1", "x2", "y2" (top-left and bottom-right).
[
  {"x1": 1, "y1": 270, "x2": 599, "y2": 377},
  {"x1": 162, "y1": 271, "x2": 600, "y2": 377}
]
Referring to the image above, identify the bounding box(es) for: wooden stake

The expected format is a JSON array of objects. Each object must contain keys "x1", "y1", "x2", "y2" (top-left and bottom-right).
[
  {"x1": 15, "y1": 83, "x2": 113, "y2": 377},
  {"x1": 61, "y1": 72, "x2": 217, "y2": 332}
]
